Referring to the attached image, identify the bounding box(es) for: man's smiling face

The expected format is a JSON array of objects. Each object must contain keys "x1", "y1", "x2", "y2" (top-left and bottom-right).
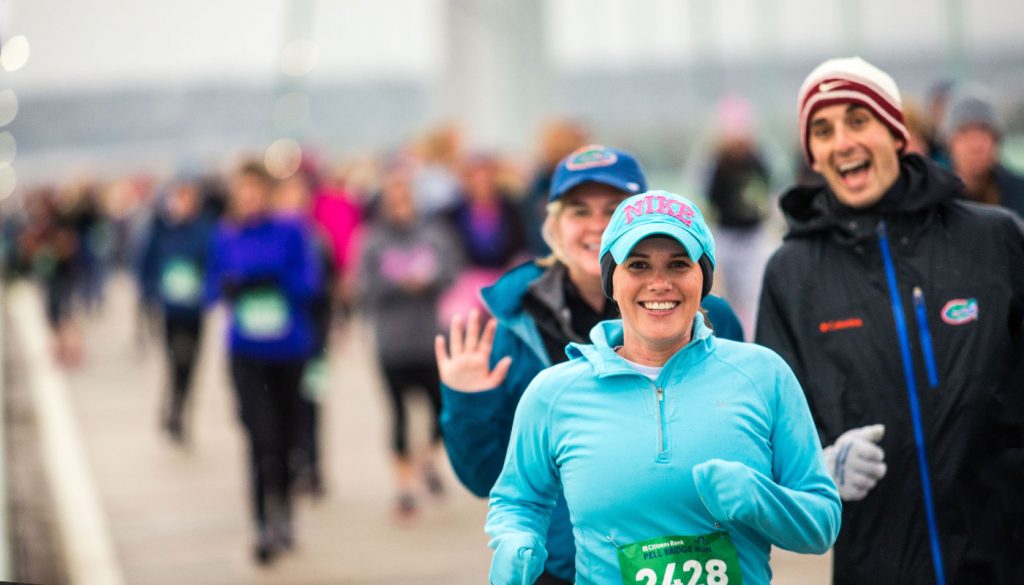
[{"x1": 809, "y1": 103, "x2": 905, "y2": 208}]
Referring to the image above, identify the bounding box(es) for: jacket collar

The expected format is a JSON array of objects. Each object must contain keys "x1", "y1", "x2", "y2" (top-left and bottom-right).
[
  {"x1": 480, "y1": 260, "x2": 545, "y2": 319},
  {"x1": 567, "y1": 314, "x2": 716, "y2": 383},
  {"x1": 779, "y1": 154, "x2": 963, "y2": 244},
  {"x1": 526, "y1": 261, "x2": 569, "y2": 316}
]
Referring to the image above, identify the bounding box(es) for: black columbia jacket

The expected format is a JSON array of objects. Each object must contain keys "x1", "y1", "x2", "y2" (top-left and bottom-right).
[{"x1": 756, "y1": 155, "x2": 1024, "y2": 585}]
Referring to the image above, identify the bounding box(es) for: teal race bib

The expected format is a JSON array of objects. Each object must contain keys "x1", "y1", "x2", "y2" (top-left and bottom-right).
[
  {"x1": 234, "y1": 289, "x2": 291, "y2": 339},
  {"x1": 618, "y1": 532, "x2": 742, "y2": 585},
  {"x1": 160, "y1": 259, "x2": 202, "y2": 305}
]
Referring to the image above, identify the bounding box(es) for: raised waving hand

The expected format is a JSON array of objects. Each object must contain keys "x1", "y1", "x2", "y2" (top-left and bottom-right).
[{"x1": 435, "y1": 309, "x2": 512, "y2": 393}]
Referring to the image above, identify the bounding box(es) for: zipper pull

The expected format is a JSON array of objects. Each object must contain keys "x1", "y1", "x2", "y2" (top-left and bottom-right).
[
  {"x1": 912, "y1": 285, "x2": 941, "y2": 389},
  {"x1": 876, "y1": 219, "x2": 888, "y2": 238},
  {"x1": 657, "y1": 386, "x2": 664, "y2": 402}
]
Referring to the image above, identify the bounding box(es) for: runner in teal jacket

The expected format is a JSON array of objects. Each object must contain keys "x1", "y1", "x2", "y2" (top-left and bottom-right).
[
  {"x1": 485, "y1": 190, "x2": 839, "y2": 585},
  {"x1": 438, "y1": 147, "x2": 744, "y2": 583},
  {"x1": 442, "y1": 260, "x2": 742, "y2": 580}
]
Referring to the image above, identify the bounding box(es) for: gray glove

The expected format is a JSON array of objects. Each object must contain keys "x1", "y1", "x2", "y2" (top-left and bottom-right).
[{"x1": 823, "y1": 424, "x2": 887, "y2": 501}]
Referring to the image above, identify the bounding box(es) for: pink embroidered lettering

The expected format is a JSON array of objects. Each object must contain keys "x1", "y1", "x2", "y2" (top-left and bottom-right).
[
  {"x1": 624, "y1": 195, "x2": 695, "y2": 226},
  {"x1": 675, "y1": 201, "x2": 694, "y2": 225},
  {"x1": 656, "y1": 195, "x2": 674, "y2": 215},
  {"x1": 623, "y1": 201, "x2": 647, "y2": 224}
]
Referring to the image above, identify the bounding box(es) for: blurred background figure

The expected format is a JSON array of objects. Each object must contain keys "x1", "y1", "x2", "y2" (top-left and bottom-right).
[
  {"x1": 272, "y1": 168, "x2": 338, "y2": 498},
  {"x1": 204, "y1": 160, "x2": 322, "y2": 565},
  {"x1": 412, "y1": 124, "x2": 464, "y2": 218},
  {"x1": 924, "y1": 80, "x2": 956, "y2": 167},
  {"x1": 137, "y1": 175, "x2": 216, "y2": 444},
  {"x1": 62, "y1": 182, "x2": 111, "y2": 315},
  {"x1": 900, "y1": 99, "x2": 934, "y2": 157},
  {"x1": 16, "y1": 189, "x2": 84, "y2": 366},
  {"x1": 356, "y1": 162, "x2": 461, "y2": 523},
  {"x1": 438, "y1": 153, "x2": 527, "y2": 326},
  {"x1": 703, "y1": 94, "x2": 772, "y2": 338},
  {"x1": 942, "y1": 85, "x2": 1024, "y2": 217},
  {"x1": 311, "y1": 161, "x2": 364, "y2": 321},
  {"x1": 521, "y1": 118, "x2": 590, "y2": 257}
]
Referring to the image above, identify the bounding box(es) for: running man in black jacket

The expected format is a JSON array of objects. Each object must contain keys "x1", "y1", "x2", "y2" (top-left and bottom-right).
[{"x1": 756, "y1": 57, "x2": 1024, "y2": 585}]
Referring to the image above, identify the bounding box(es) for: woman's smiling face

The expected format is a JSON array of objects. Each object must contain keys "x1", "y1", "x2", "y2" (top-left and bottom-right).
[
  {"x1": 554, "y1": 184, "x2": 630, "y2": 280},
  {"x1": 613, "y1": 236, "x2": 703, "y2": 365}
]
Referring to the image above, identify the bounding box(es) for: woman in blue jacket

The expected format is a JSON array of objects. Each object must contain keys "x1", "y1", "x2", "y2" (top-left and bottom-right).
[
  {"x1": 435, "y1": 146, "x2": 743, "y2": 584},
  {"x1": 204, "y1": 160, "x2": 322, "y2": 565},
  {"x1": 138, "y1": 177, "x2": 215, "y2": 443},
  {"x1": 485, "y1": 190, "x2": 840, "y2": 585}
]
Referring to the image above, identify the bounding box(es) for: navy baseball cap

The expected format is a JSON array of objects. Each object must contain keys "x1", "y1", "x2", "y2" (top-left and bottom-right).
[{"x1": 548, "y1": 144, "x2": 647, "y2": 202}]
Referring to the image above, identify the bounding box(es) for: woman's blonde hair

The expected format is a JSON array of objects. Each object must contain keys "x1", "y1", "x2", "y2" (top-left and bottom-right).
[{"x1": 537, "y1": 199, "x2": 568, "y2": 268}]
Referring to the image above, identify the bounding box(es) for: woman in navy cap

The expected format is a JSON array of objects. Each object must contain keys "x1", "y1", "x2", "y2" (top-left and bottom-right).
[{"x1": 435, "y1": 146, "x2": 743, "y2": 584}]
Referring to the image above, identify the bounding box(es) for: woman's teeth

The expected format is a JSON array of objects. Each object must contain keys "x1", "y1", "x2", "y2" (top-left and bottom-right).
[{"x1": 642, "y1": 301, "x2": 678, "y2": 310}]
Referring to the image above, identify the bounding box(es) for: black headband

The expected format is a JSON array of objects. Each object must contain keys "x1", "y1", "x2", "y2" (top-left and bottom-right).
[{"x1": 600, "y1": 252, "x2": 714, "y2": 300}]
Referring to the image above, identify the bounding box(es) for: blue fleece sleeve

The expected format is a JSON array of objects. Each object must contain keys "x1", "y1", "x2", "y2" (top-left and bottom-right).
[
  {"x1": 440, "y1": 384, "x2": 514, "y2": 497},
  {"x1": 440, "y1": 326, "x2": 534, "y2": 497},
  {"x1": 202, "y1": 226, "x2": 226, "y2": 308},
  {"x1": 692, "y1": 356, "x2": 841, "y2": 554},
  {"x1": 485, "y1": 370, "x2": 561, "y2": 576},
  {"x1": 137, "y1": 222, "x2": 160, "y2": 303},
  {"x1": 278, "y1": 223, "x2": 321, "y2": 304}
]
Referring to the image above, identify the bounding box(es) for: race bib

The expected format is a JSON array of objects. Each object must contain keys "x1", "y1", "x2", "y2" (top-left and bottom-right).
[
  {"x1": 234, "y1": 289, "x2": 291, "y2": 339},
  {"x1": 618, "y1": 532, "x2": 742, "y2": 585},
  {"x1": 160, "y1": 259, "x2": 202, "y2": 305},
  {"x1": 301, "y1": 357, "x2": 328, "y2": 400}
]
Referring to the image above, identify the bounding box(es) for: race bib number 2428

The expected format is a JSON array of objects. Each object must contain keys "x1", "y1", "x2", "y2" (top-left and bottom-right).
[{"x1": 617, "y1": 532, "x2": 742, "y2": 585}]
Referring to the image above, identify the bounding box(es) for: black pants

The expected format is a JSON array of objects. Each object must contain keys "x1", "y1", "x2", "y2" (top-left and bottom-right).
[
  {"x1": 230, "y1": 355, "x2": 305, "y2": 529},
  {"x1": 535, "y1": 571, "x2": 571, "y2": 585},
  {"x1": 163, "y1": 313, "x2": 202, "y2": 418},
  {"x1": 294, "y1": 359, "x2": 322, "y2": 481},
  {"x1": 380, "y1": 362, "x2": 442, "y2": 458},
  {"x1": 44, "y1": 271, "x2": 75, "y2": 330}
]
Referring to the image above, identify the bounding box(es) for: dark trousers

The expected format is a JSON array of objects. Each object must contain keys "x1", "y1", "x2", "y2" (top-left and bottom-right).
[
  {"x1": 295, "y1": 375, "x2": 321, "y2": 481},
  {"x1": 230, "y1": 355, "x2": 305, "y2": 529},
  {"x1": 380, "y1": 362, "x2": 442, "y2": 458},
  {"x1": 535, "y1": 572, "x2": 571, "y2": 585},
  {"x1": 163, "y1": 313, "x2": 202, "y2": 417}
]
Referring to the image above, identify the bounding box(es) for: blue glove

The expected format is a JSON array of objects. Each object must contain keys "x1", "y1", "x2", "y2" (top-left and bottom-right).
[
  {"x1": 692, "y1": 459, "x2": 758, "y2": 524},
  {"x1": 488, "y1": 532, "x2": 547, "y2": 585}
]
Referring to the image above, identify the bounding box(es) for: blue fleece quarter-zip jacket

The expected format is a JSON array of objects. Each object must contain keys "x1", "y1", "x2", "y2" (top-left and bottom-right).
[
  {"x1": 204, "y1": 216, "x2": 322, "y2": 362},
  {"x1": 485, "y1": 315, "x2": 840, "y2": 585},
  {"x1": 138, "y1": 211, "x2": 216, "y2": 320},
  {"x1": 440, "y1": 260, "x2": 745, "y2": 581}
]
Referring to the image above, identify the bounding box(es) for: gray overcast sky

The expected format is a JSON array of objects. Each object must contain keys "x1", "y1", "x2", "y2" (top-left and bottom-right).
[{"x1": 4, "y1": 0, "x2": 1024, "y2": 94}]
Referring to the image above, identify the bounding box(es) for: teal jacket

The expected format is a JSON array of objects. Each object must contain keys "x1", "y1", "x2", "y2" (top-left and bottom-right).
[
  {"x1": 440, "y1": 260, "x2": 744, "y2": 581},
  {"x1": 485, "y1": 315, "x2": 840, "y2": 585}
]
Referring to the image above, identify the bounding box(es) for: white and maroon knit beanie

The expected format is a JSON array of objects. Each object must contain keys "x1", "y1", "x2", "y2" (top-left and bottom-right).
[{"x1": 798, "y1": 56, "x2": 909, "y2": 164}]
